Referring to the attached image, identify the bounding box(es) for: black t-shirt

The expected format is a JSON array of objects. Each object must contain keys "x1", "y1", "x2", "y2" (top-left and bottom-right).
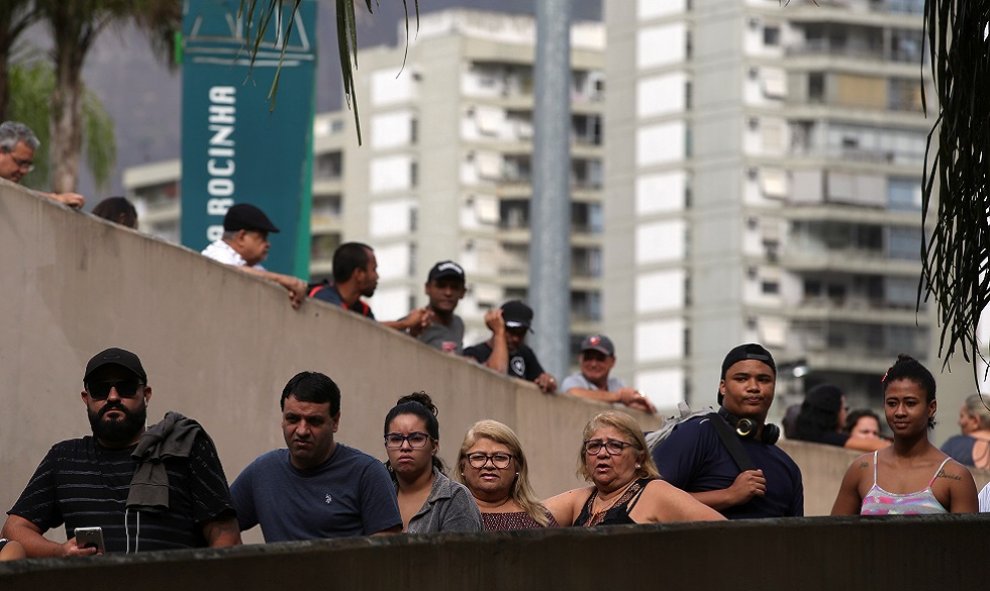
[
  {"x1": 463, "y1": 342, "x2": 545, "y2": 381},
  {"x1": 9, "y1": 435, "x2": 235, "y2": 553}
]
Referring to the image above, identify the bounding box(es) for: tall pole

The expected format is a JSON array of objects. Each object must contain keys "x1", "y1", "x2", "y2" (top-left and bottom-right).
[{"x1": 530, "y1": 0, "x2": 572, "y2": 380}]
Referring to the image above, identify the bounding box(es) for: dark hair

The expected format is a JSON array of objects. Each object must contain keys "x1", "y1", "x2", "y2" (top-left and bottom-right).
[
  {"x1": 92, "y1": 196, "x2": 138, "y2": 229},
  {"x1": 280, "y1": 371, "x2": 341, "y2": 416},
  {"x1": 882, "y1": 354, "x2": 936, "y2": 429},
  {"x1": 332, "y1": 242, "x2": 372, "y2": 284},
  {"x1": 794, "y1": 385, "x2": 844, "y2": 440},
  {"x1": 843, "y1": 409, "x2": 881, "y2": 435},
  {"x1": 384, "y1": 391, "x2": 444, "y2": 473}
]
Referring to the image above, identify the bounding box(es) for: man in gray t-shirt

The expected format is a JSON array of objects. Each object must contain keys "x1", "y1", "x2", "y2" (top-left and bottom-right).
[
  {"x1": 561, "y1": 335, "x2": 656, "y2": 414},
  {"x1": 417, "y1": 261, "x2": 467, "y2": 354}
]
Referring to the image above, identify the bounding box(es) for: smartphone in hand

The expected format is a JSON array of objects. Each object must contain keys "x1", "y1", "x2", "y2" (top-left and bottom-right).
[{"x1": 74, "y1": 527, "x2": 105, "y2": 554}]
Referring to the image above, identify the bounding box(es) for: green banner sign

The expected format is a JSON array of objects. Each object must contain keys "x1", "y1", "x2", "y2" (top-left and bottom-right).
[{"x1": 181, "y1": 0, "x2": 316, "y2": 277}]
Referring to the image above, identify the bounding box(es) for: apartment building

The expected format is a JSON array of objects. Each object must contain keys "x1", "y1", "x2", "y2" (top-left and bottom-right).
[
  {"x1": 604, "y1": 0, "x2": 931, "y2": 412},
  {"x1": 124, "y1": 9, "x2": 605, "y2": 350}
]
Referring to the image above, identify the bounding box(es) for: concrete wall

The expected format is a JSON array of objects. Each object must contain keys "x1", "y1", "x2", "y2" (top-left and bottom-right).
[
  {"x1": 3, "y1": 515, "x2": 990, "y2": 590},
  {"x1": 0, "y1": 182, "x2": 658, "y2": 536}
]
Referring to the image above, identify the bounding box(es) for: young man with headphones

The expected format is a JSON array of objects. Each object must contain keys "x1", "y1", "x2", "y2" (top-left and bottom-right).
[{"x1": 651, "y1": 343, "x2": 804, "y2": 518}]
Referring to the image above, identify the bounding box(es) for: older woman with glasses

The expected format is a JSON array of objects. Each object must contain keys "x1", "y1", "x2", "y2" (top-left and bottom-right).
[
  {"x1": 544, "y1": 411, "x2": 725, "y2": 526},
  {"x1": 456, "y1": 420, "x2": 558, "y2": 531},
  {"x1": 383, "y1": 392, "x2": 481, "y2": 533}
]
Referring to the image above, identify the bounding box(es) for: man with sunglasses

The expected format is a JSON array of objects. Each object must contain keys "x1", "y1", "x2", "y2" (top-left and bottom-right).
[
  {"x1": 0, "y1": 121, "x2": 85, "y2": 208},
  {"x1": 2, "y1": 348, "x2": 241, "y2": 556},
  {"x1": 201, "y1": 203, "x2": 309, "y2": 309},
  {"x1": 230, "y1": 371, "x2": 401, "y2": 540},
  {"x1": 463, "y1": 300, "x2": 557, "y2": 393}
]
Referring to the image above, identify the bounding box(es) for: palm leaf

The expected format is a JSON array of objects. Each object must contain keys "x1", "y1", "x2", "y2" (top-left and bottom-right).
[
  {"x1": 239, "y1": 0, "x2": 420, "y2": 145},
  {"x1": 920, "y1": 0, "x2": 990, "y2": 383}
]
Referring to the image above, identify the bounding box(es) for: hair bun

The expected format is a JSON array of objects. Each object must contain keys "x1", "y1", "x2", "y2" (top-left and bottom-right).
[{"x1": 396, "y1": 391, "x2": 438, "y2": 417}]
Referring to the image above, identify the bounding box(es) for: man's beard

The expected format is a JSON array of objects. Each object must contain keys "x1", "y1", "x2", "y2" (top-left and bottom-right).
[{"x1": 88, "y1": 402, "x2": 146, "y2": 446}]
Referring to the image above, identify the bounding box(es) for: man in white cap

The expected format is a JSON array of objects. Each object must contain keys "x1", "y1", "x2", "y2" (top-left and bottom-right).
[{"x1": 561, "y1": 334, "x2": 655, "y2": 414}]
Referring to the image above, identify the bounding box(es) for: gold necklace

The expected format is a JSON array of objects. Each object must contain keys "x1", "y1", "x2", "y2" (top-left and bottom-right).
[{"x1": 592, "y1": 479, "x2": 637, "y2": 514}]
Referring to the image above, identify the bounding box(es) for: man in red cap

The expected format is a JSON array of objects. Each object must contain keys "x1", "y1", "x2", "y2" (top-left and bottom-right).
[
  {"x1": 201, "y1": 203, "x2": 308, "y2": 308},
  {"x1": 561, "y1": 334, "x2": 655, "y2": 414}
]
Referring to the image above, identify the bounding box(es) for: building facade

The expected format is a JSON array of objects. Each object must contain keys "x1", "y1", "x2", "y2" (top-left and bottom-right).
[{"x1": 604, "y1": 0, "x2": 931, "y2": 412}]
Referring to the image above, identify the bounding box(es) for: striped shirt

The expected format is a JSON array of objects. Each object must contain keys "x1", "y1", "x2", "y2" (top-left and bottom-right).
[{"x1": 8, "y1": 435, "x2": 235, "y2": 553}]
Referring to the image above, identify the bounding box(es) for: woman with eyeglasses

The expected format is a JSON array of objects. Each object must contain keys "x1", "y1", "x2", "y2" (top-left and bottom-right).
[
  {"x1": 383, "y1": 392, "x2": 481, "y2": 533},
  {"x1": 455, "y1": 420, "x2": 558, "y2": 531},
  {"x1": 544, "y1": 411, "x2": 725, "y2": 526}
]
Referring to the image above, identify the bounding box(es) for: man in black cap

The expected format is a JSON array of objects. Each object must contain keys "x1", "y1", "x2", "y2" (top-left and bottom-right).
[
  {"x1": 201, "y1": 203, "x2": 308, "y2": 308},
  {"x1": 650, "y1": 343, "x2": 803, "y2": 519},
  {"x1": 416, "y1": 260, "x2": 467, "y2": 353},
  {"x1": 561, "y1": 335, "x2": 655, "y2": 414},
  {"x1": 463, "y1": 300, "x2": 557, "y2": 393},
  {"x1": 2, "y1": 348, "x2": 240, "y2": 556}
]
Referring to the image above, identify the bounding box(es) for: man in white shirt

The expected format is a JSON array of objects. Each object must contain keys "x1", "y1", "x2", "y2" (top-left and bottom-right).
[
  {"x1": 201, "y1": 203, "x2": 308, "y2": 308},
  {"x1": 979, "y1": 481, "x2": 990, "y2": 512}
]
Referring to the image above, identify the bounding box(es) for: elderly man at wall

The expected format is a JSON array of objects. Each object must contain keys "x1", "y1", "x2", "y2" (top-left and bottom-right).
[
  {"x1": 561, "y1": 334, "x2": 656, "y2": 414},
  {"x1": 0, "y1": 121, "x2": 85, "y2": 208},
  {"x1": 463, "y1": 300, "x2": 557, "y2": 393},
  {"x1": 2, "y1": 348, "x2": 241, "y2": 556},
  {"x1": 230, "y1": 371, "x2": 402, "y2": 540},
  {"x1": 311, "y1": 242, "x2": 431, "y2": 333},
  {"x1": 652, "y1": 343, "x2": 804, "y2": 519},
  {"x1": 201, "y1": 203, "x2": 309, "y2": 309}
]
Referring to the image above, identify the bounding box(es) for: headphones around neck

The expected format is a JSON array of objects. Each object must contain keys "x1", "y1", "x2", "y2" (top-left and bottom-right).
[{"x1": 717, "y1": 407, "x2": 780, "y2": 445}]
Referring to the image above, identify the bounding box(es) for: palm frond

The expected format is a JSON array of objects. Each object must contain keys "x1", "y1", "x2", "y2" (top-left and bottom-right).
[{"x1": 920, "y1": 0, "x2": 990, "y2": 383}]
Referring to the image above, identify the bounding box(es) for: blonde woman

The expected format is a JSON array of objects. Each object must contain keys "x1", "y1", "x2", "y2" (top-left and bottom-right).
[
  {"x1": 544, "y1": 411, "x2": 725, "y2": 526},
  {"x1": 456, "y1": 420, "x2": 557, "y2": 531}
]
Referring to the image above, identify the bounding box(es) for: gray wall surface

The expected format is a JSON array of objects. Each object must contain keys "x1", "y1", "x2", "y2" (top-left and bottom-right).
[
  {"x1": 3, "y1": 515, "x2": 990, "y2": 590},
  {"x1": 0, "y1": 180, "x2": 657, "y2": 532}
]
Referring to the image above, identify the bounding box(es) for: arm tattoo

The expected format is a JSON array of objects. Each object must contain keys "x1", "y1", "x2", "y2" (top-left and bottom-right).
[
  {"x1": 935, "y1": 469, "x2": 961, "y2": 481},
  {"x1": 858, "y1": 461, "x2": 868, "y2": 469}
]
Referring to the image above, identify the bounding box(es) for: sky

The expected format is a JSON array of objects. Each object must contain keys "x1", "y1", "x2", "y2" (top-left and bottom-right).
[{"x1": 67, "y1": 0, "x2": 601, "y2": 199}]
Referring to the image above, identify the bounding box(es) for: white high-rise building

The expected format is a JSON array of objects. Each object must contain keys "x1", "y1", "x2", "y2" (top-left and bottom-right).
[{"x1": 604, "y1": 0, "x2": 931, "y2": 412}]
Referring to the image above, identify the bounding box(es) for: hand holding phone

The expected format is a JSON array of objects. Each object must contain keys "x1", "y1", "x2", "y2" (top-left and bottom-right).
[{"x1": 73, "y1": 527, "x2": 105, "y2": 555}]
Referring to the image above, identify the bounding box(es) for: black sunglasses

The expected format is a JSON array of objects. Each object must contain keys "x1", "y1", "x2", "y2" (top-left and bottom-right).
[{"x1": 86, "y1": 381, "x2": 144, "y2": 400}]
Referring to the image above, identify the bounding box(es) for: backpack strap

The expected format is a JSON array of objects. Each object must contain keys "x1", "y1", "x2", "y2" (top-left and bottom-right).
[{"x1": 707, "y1": 412, "x2": 755, "y2": 472}]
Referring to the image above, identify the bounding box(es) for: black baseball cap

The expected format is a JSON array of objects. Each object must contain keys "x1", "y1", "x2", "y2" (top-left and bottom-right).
[
  {"x1": 580, "y1": 335, "x2": 615, "y2": 357},
  {"x1": 83, "y1": 347, "x2": 147, "y2": 384},
  {"x1": 718, "y1": 343, "x2": 776, "y2": 405},
  {"x1": 223, "y1": 203, "x2": 280, "y2": 233},
  {"x1": 501, "y1": 300, "x2": 533, "y2": 330},
  {"x1": 427, "y1": 260, "x2": 466, "y2": 283}
]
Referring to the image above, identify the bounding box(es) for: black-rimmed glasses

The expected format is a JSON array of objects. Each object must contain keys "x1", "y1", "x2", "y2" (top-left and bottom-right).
[
  {"x1": 86, "y1": 381, "x2": 144, "y2": 400},
  {"x1": 583, "y1": 439, "x2": 637, "y2": 456},
  {"x1": 384, "y1": 432, "x2": 431, "y2": 449},
  {"x1": 466, "y1": 452, "x2": 514, "y2": 469}
]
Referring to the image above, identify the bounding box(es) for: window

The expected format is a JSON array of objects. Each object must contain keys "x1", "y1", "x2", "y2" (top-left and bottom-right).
[{"x1": 763, "y1": 26, "x2": 780, "y2": 46}]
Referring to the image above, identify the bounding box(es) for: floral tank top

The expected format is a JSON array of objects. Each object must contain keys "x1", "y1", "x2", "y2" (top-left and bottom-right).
[{"x1": 860, "y1": 450, "x2": 950, "y2": 515}]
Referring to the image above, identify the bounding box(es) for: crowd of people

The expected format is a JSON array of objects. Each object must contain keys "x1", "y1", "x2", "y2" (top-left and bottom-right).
[
  {"x1": 2, "y1": 119, "x2": 989, "y2": 562},
  {"x1": 2, "y1": 342, "x2": 988, "y2": 561}
]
